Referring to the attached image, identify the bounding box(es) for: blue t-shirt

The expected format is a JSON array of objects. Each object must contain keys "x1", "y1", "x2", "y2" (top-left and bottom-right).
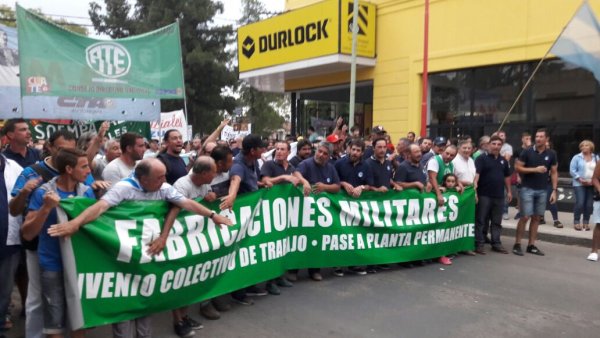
[
  {"x1": 367, "y1": 157, "x2": 394, "y2": 189},
  {"x1": 30, "y1": 186, "x2": 95, "y2": 271},
  {"x1": 158, "y1": 153, "x2": 188, "y2": 185},
  {"x1": 335, "y1": 157, "x2": 374, "y2": 187},
  {"x1": 230, "y1": 153, "x2": 260, "y2": 194},
  {"x1": 475, "y1": 153, "x2": 511, "y2": 198},
  {"x1": 297, "y1": 157, "x2": 340, "y2": 185},
  {"x1": 2, "y1": 146, "x2": 41, "y2": 168}
]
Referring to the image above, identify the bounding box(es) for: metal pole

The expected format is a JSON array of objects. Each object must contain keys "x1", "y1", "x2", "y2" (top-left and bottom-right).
[
  {"x1": 348, "y1": 0, "x2": 360, "y2": 129},
  {"x1": 497, "y1": 0, "x2": 586, "y2": 132},
  {"x1": 420, "y1": 0, "x2": 430, "y2": 137}
]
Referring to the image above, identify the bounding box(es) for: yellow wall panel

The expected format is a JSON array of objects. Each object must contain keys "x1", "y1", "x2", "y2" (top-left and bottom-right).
[{"x1": 284, "y1": 0, "x2": 585, "y2": 141}]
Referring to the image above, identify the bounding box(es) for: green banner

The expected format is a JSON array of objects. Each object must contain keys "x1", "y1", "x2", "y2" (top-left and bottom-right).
[
  {"x1": 60, "y1": 185, "x2": 475, "y2": 329},
  {"x1": 28, "y1": 120, "x2": 151, "y2": 141},
  {"x1": 16, "y1": 5, "x2": 184, "y2": 100}
]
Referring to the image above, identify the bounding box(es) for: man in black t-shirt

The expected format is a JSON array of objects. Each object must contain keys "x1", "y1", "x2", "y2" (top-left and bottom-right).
[{"x1": 512, "y1": 129, "x2": 557, "y2": 256}]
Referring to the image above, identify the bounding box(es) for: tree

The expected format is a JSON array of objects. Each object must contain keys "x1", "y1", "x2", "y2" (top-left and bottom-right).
[
  {"x1": 89, "y1": 0, "x2": 238, "y2": 134},
  {"x1": 237, "y1": 0, "x2": 287, "y2": 137},
  {"x1": 0, "y1": 5, "x2": 87, "y2": 35}
]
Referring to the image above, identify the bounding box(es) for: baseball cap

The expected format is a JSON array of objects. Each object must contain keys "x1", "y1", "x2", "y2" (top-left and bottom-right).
[
  {"x1": 326, "y1": 134, "x2": 342, "y2": 143},
  {"x1": 372, "y1": 125, "x2": 386, "y2": 134},
  {"x1": 433, "y1": 136, "x2": 447, "y2": 146},
  {"x1": 242, "y1": 134, "x2": 267, "y2": 151}
]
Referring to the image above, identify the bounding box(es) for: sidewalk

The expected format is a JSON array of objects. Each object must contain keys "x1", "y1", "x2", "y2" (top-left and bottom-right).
[{"x1": 501, "y1": 207, "x2": 593, "y2": 247}]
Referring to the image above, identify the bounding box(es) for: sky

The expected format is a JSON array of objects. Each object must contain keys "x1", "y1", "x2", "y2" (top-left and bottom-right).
[{"x1": 0, "y1": 0, "x2": 285, "y2": 34}]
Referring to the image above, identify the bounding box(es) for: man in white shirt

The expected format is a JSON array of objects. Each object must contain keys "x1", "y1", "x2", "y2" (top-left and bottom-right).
[
  {"x1": 102, "y1": 132, "x2": 146, "y2": 185},
  {"x1": 452, "y1": 140, "x2": 476, "y2": 186},
  {"x1": 48, "y1": 158, "x2": 232, "y2": 338}
]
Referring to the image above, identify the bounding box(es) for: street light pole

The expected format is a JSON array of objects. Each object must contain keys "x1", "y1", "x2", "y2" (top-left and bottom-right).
[{"x1": 348, "y1": 0, "x2": 360, "y2": 129}]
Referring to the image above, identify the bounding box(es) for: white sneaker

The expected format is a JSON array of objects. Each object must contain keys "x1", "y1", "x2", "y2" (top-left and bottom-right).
[{"x1": 587, "y1": 252, "x2": 598, "y2": 261}]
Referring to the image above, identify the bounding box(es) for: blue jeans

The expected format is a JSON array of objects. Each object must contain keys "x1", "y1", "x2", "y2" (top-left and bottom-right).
[
  {"x1": 573, "y1": 186, "x2": 594, "y2": 224},
  {"x1": 520, "y1": 187, "x2": 547, "y2": 217}
]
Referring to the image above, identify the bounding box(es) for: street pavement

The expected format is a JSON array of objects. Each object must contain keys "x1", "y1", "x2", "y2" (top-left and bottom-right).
[{"x1": 5, "y1": 223, "x2": 599, "y2": 338}]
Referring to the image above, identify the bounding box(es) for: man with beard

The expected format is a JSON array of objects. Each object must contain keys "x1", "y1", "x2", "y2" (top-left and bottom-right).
[
  {"x1": 157, "y1": 130, "x2": 188, "y2": 185},
  {"x1": 335, "y1": 138, "x2": 374, "y2": 276},
  {"x1": 102, "y1": 132, "x2": 146, "y2": 185},
  {"x1": 289, "y1": 139, "x2": 312, "y2": 167},
  {"x1": 296, "y1": 142, "x2": 341, "y2": 281},
  {"x1": 367, "y1": 137, "x2": 395, "y2": 192}
]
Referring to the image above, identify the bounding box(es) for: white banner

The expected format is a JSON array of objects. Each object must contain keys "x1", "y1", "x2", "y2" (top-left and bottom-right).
[
  {"x1": 220, "y1": 123, "x2": 252, "y2": 141},
  {"x1": 150, "y1": 110, "x2": 188, "y2": 141}
]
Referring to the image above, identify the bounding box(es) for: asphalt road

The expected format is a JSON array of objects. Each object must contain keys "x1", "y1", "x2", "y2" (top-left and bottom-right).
[{"x1": 5, "y1": 238, "x2": 600, "y2": 338}]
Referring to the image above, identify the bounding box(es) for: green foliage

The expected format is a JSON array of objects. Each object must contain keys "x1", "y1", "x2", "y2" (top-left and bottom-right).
[
  {"x1": 89, "y1": 0, "x2": 238, "y2": 133},
  {"x1": 0, "y1": 5, "x2": 87, "y2": 35}
]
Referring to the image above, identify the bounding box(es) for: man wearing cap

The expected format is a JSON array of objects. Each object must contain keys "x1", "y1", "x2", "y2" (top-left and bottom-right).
[
  {"x1": 326, "y1": 134, "x2": 344, "y2": 163},
  {"x1": 220, "y1": 134, "x2": 269, "y2": 304},
  {"x1": 363, "y1": 125, "x2": 387, "y2": 159},
  {"x1": 296, "y1": 141, "x2": 341, "y2": 281},
  {"x1": 422, "y1": 136, "x2": 447, "y2": 165}
]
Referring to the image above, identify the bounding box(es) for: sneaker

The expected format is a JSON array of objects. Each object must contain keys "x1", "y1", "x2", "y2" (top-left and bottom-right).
[
  {"x1": 366, "y1": 265, "x2": 378, "y2": 274},
  {"x1": 332, "y1": 268, "x2": 344, "y2": 277},
  {"x1": 348, "y1": 266, "x2": 367, "y2": 275},
  {"x1": 491, "y1": 246, "x2": 509, "y2": 254},
  {"x1": 587, "y1": 252, "x2": 598, "y2": 261},
  {"x1": 310, "y1": 272, "x2": 323, "y2": 281},
  {"x1": 200, "y1": 302, "x2": 220, "y2": 320},
  {"x1": 378, "y1": 264, "x2": 392, "y2": 270},
  {"x1": 514, "y1": 212, "x2": 521, "y2": 220},
  {"x1": 512, "y1": 243, "x2": 524, "y2": 256},
  {"x1": 174, "y1": 320, "x2": 195, "y2": 338},
  {"x1": 183, "y1": 315, "x2": 203, "y2": 330},
  {"x1": 275, "y1": 277, "x2": 294, "y2": 287},
  {"x1": 246, "y1": 285, "x2": 268, "y2": 297},
  {"x1": 553, "y1": 220, "x2": 563, "y2": 228},
  {"x1": 526, "y1": 244, "x2": 545, "y2": 256},
  {"x1": 231, "y1": 294, "x2": 254, "y2": 305},
  {"x1": 503, "y1": 213, "x2": 509, "y2": 220},
  {"x1": 265, "y1": 282, "x2": 281, "y2": 295},
  {"x1": 438, "y1": 256, "x2": 452, "y2": 265}
]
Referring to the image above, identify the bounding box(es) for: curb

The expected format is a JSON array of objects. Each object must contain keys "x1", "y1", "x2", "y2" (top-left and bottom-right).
[{"x1": 502, "y1": 227, "x2": 592, "y2": 248}]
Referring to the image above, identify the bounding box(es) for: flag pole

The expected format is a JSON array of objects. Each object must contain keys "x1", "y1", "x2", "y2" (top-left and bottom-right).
[
  {"x1": 497, "y1": 0, "x2": 587, "y2": 132},
  {"x1": 175, "y1": 18, "x2": 189, "y2": 140}
]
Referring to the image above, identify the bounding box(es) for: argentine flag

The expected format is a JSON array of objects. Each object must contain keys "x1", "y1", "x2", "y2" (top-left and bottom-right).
[{"x1": 551, "y1": 2, "x2": 600, "y2": 83}]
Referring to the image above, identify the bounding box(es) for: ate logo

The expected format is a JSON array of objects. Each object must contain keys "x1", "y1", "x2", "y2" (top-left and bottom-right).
[
  {"x1": 242, "y1": 36, "x2": 255, "y2": 58},
  {"x1": 86, "y1": 42, "x2": 131, "y2": 78}
]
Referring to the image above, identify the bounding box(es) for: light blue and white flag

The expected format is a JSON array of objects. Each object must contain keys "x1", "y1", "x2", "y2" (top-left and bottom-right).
[{"x1": 551, "y1": 1, "x2": 600, "y2": 82}]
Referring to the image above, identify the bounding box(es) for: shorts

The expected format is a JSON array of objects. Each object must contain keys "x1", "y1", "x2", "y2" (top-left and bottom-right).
[
  {"x1": 593, "y1": 201, "x2": 600, "y2": 224},
  {"x1": 519, "y1": 187, "x2": 547, "y2": 217},
  {"x1": 41, "y1": 269, "x2": 66, "y2": 335}
]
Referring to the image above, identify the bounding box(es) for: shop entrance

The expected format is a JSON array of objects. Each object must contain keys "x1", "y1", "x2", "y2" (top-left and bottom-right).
[{"x1": 291, "y1": 81, "x2": 373, "y2": 138}]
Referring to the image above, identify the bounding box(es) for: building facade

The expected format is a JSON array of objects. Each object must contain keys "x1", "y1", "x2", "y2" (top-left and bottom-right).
[{"x1": 239, "y1": 0, "x2": 597, "y2": 178}]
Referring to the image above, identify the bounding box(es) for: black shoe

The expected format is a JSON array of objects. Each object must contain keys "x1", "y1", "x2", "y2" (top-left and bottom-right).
[
  {"x1": 174, "y1": 320, "x2": 195, "y2": 337},
  {"x1": 484, "y1": 236, "x2": 492, "y2": 244},
  {"x1": 475, "y1": 247, "x2": 486, "y2": 255},
  {"x1": 275, "y1": 277, "x2": 294, "y2": 287},
  {"x1": 539, "y1": 218, "x2": 546, "y2": 225},
  {"x1": 332, "y1": 268, "x2": 345, "y2": 277},
  {"x1": 399, "y1": 262, "x2": 414, "y2": 268},
  {"x1": 514, "y1": 212, "x2": 521, "y2": 220},
  {"x1": 231, "y1": 294, "x2": 254, "y2": 305},
  {"x1": 265, "y1": 282, "x2": 281, "y2": 295},
  {"x1": 526, "y1": 244, "x2": 545, "y2": 256},
  {"x1": 246, "y1": 285, "x2": 267, "y2": 296},
  {"x1": 212, "y1": 297, "x2": 231, "y2": 312},
  {"x1": 348, "y1": 266, "x2": 367, "y2": 275},
  {"x1": 512, "y1": 243, "x2": 524, "y2": 256},
  {"x1": 183, "y1": 315, "x2": 203, "y2": 330},
  {"x1": 366, "y1": 266, "x2": 378, "y2": 274},
  {"x1": 378, "y1": 264, "x2": 392, "y2": 270}
]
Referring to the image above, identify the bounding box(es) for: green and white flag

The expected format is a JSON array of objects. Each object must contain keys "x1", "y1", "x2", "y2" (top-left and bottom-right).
[
  {"x1": 59, "y1": 185, "x2": 475, "y2": 329},
  {"x1": 16, "y1": 5, "x2": 183, "y2": 120}
]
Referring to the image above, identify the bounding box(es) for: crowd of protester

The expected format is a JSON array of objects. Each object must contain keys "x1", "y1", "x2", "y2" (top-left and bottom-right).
[{"x1": 1, "y1": 117, "x2": 599, "y2": 338}]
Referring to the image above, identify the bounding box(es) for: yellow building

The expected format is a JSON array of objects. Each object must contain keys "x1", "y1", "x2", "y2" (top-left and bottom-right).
[{"x1": 239, "y1": 0, "x2": 598, "y2": 174}]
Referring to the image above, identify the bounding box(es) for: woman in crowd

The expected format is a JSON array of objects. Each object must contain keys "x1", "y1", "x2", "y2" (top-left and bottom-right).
[{"x1": 570, "y1": 140, "x2": 598, "y2": 231}]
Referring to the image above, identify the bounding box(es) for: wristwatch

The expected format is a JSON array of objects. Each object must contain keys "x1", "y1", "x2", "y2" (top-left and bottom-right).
[{"x1": 209, "y1": 211, "x2": 216, "y2": 219}]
